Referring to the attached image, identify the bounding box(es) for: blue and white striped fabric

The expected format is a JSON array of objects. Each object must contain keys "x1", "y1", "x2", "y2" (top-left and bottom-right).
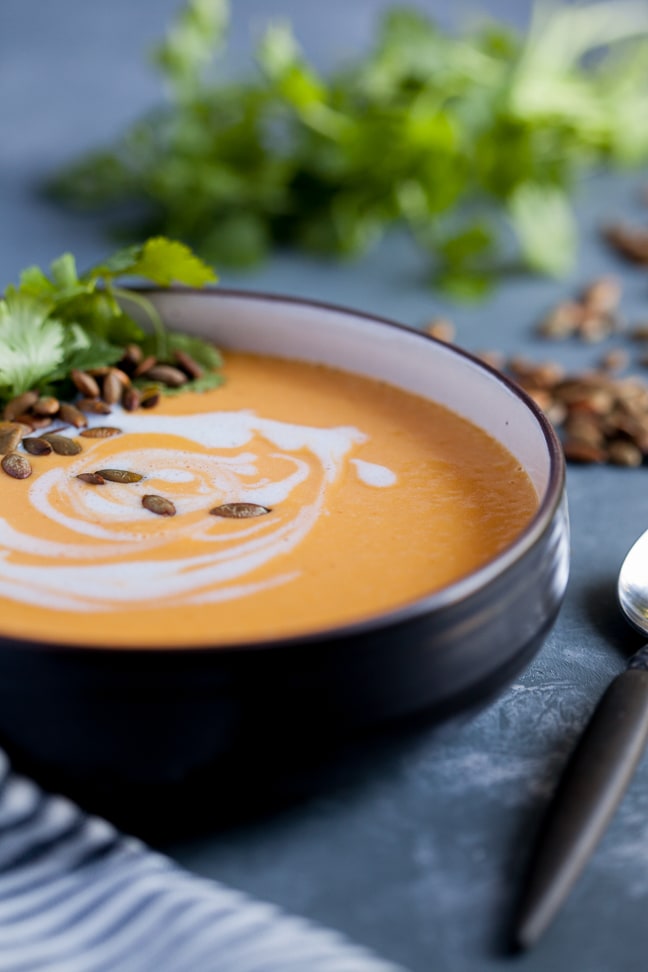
[{"x1": 0, "y1": 750, "x2": 406, "y2": 972}]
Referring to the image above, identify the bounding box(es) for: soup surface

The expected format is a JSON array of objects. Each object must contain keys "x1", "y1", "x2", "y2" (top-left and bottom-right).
[{"x1": 0, "y1": 352, "x2": 538, "y2": 647}]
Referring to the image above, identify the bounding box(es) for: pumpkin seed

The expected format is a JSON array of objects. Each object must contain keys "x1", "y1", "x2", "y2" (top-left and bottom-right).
[
  {"x1": 607, "y1": 441, "x2": 643, "y2": 467},
  {"x1": 562, "y1": 440, "x2": 606, "y2": 464},
  {"x1": 145, "y1": 364, "x2": 188, "y2": 388},
  {"x1": 423, "y1": 317, "x2": 455, "y2": 343},
  {"x1": 77, "y1": 398, "x2": 112, "y2": 415},
  {"x1": 32, "y1": 396, "x2": 60, "y2": 416},
  {"x1": 122, "y1": 387, "x2": 141, "y2": 412},
  {"x1": 2, "y1": 452, "x2": 32, "y2": 479},
  {"x1": 3, "y1": 391, "x2": 38, "y2": 422},
  {"x1": 71, "y1": 369, "x2": 100, "y2": 398},
  {"x1": 15, "y1": 412, "x2": 52, "y2": 430},
  {"x1": 173, "y1": 349, "x2": 204, "y2": 379},
  {"x1": 140, "y1": 391, "x2": 160, "y2": 410},
  {"x1": 79, "y1": 427, "x2": 121, "y2": 439},
  {"x1": 133, "y1": 355, "x2": 157, "y2": 378},
  {"x1": 121, "y1": 344, "x2": 143, "y2": 369},
  {"x1": 58, "y1": 403, "x2": 88, "y2": 428},
  {"x1": 76, "y1": 472, "x2": 106, "y2": 485},
  {"x1": 40, "y1": 433, "x2": 82, "y2": 456},
  {"x1": 23, "y1": 437, "x2": 53, "y2": 456},
  {"x1": 0, "y1": 423, "x2": 24, "y2": 454},
  {"x1": 95, "y1": 468, "x2": 143, "y2": 483},
  {"x1": 582, "y1": 276, "x2": 621, "y2": 315},
  {"x1": 603, "y1": 224, "x2": 648, "y2": 266},
  {"x1": 209, "y1": 502, "x2": 272, "y2": 519},
  {"x1": 142, "y1": 494, "x2": 176, "y2": 516},
  {"x1": 601, "y1": 348, "x2": 630, "y2": 372},
  {"x1": 101, "y1": 372, "x2": 123, "y2": 405}
]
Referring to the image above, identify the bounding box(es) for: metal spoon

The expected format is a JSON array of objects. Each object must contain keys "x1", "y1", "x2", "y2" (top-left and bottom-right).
[{"x1": 513, "y1": 526, "x2": 648, "y2": 950}]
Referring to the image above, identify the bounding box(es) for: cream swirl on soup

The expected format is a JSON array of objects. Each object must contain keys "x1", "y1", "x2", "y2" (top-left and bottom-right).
[{"x1": 0, "y1": 408, "x2": 397, "y2": 613}]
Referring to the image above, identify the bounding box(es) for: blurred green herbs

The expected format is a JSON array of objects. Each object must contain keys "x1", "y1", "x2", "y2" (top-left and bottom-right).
[{"x1": 47, "y1": 0, "x2": 648, "y2": 296}]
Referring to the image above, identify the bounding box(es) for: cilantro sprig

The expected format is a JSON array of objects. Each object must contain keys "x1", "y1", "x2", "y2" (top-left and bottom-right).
[
  {"x1": 0, "y1": 237, "x2": 219, "y2": 406},
  {"x1": 46, "y1": 0, "x2": 648, "y2": 296}
]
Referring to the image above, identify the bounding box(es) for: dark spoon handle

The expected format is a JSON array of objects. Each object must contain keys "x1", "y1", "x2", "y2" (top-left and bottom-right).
[{"x1": 514, "y1": 667, "x2": 648, "y2": 951}]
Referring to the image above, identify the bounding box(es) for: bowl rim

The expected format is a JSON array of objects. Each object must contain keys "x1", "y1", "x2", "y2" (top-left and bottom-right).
[{"x1": 0, "y1": 286, "x2": 566, "y2": 656}]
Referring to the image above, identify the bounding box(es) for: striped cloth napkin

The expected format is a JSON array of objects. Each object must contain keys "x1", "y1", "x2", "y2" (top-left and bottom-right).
[{"x1": 0, "y1": 750, "x2": 407, "y2": 972}]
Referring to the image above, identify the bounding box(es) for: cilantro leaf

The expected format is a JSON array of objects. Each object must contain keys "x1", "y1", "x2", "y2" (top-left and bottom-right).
[
  {"x1": 0, "y1": 295, "x2": 66, "y2": 395},
  {"x1": 127, "y1": 237, "x2": 217, "y2": 286},
  {"x1": 89, "y1": 244, "x2": 143, "y2": 278},
  {"x1": 17, "y1": 266, "x2": 58, "y2": 304}
]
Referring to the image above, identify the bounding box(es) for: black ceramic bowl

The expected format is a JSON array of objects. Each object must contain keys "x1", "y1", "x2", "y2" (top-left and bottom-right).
[{"x1": 0, "y1": 290, "x2": 569, "y2": 833}]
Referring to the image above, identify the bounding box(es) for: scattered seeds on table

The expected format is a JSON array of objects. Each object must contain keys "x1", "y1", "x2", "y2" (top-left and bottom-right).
[
  {"x1": 599, "y1": 349, "x2": 630, "y2": 373},
  {"x1": 581, "y1": 276, "x2": 622, "y2": 315},
  {"x1": 603, "y1": 224, "x2": 648, "y2": 266},
  {"x1": 424, "y1": 317, "x2": 456, "y2": 342},
  {"x1": 537, "y1": 276, "x2": 622, "y2": 342},
  {"x1": 607, "y1": 440, "x2": 643, "y2": 467}
]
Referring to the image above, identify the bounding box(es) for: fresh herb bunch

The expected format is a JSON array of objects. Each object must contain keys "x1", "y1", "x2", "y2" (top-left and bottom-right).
[
  {"x1": 47, "y1": 0, "x2": 648, "y2": 296},
  {"x1": 0, "y1": 236, "x2": 220, "y2": 407}
]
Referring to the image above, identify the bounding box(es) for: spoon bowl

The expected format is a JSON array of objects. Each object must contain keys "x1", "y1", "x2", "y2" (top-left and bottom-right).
[{"x1": 618, "y1": 527, "x2": 648, "y2": 637}]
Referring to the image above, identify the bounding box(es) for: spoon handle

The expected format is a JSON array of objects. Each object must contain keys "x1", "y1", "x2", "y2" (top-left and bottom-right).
[{"x1": 514, "y1": 666, "x2": 648, "y2": 950}]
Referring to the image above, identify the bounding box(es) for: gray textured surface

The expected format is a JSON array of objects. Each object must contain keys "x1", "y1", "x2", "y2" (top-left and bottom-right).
[{"x1": 2, "y1": 2, "x2": 648, "y2": 971}]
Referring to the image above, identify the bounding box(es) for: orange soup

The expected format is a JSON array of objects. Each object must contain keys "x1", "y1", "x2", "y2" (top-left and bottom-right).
[{"x1": 0, "y1": 353, "x2": 538, "y2": 647}]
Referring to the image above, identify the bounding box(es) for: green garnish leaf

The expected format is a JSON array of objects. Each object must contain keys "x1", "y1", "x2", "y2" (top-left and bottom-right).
[
  {"x1": 0, "y1": 236, "x2": 220, "y2": 407},
  {"x1": 128, "y1": 237, "x2": 218, "y2": 287},
  {"x1": 0, "y1": 295, "x2": 66, "y2": 396}
]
